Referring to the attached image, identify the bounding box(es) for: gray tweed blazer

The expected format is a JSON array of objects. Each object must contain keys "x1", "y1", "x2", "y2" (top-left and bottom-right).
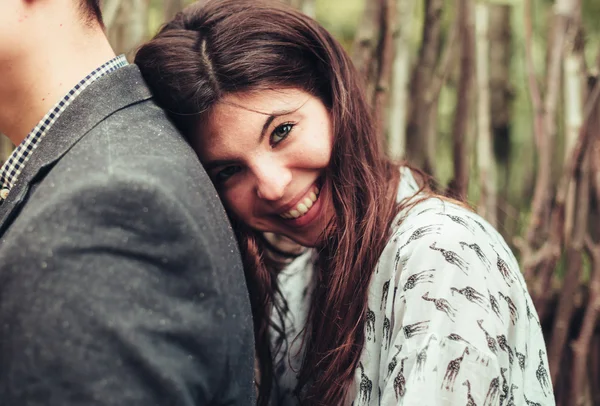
[{"x1": 0, "y1": 65, "x2": 255, "y2": 405}]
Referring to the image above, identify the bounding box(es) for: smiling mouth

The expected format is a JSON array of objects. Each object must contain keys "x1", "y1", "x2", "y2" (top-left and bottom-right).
[{"x1": 279, "y1": 185, "x2": 321, "y2": 219}]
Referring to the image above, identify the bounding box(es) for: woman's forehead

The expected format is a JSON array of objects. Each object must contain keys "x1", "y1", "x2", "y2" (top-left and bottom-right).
[{"x1": 218, "y1": 88, "x2": 313, "y2": 114}]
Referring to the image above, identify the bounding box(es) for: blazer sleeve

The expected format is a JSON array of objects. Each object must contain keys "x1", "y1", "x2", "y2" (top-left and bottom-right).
[{"x1": 0, "y1": 173, "x2": 255, "y2": 405}]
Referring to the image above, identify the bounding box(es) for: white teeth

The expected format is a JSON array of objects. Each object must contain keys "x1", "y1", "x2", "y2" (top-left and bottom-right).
[
  {"x1": 280, "y1": 184, "x2": 321, "y2": 219},
  {"x1": 297, "y1": 203, "x2": 308, "y2": 215}
]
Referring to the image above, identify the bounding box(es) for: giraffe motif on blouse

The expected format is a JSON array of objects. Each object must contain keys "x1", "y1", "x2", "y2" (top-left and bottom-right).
[
  {"x1": 414, "y1": 335, "x2": 437, "y2": 380},
  {"x1": 400, "y1": 224, "x2": 441, "y2": 250},
  {"x1": 403, "y1": 269, "x2": 436, "y2": 291},
  {"x1": 403, "y1": 320, "x2": 429, "y2": 339},
  {"x1": 523, "y1": 292, "x2": 540, "y2": 326},
  {"x1": 495, "y1": 252, "x2": 515, "y2": 286},
  {"x1": 516, "y1": 346, "x2": 527, "y2": 372},
  {"x1": 462, "y1": 380, "x2": 477, "y2": 406},
  {"x1": 422, "y1": 291, "x2": 457, "y2": 321},
  {"x1": 414, "y1": 206, "x2": 437, "y2": 217},
  {"x1": 524, "y1": 394, "x2": 543, "y2": 406},
  {"x1": 383, "y1": 316, "x2": 391, "y2": 349},
  {"x1": 358, "y1": 362, "x2": 372, "y2": 404},
  {"x1": 450, "y1": 285, "x2": 488, "y2": 311},
  {"x1": 498, "y1": 291, "x2": 519, "y2": 325},
  {"x1": 477, "y1": 319, "x2": 498, "y2": 354},
  {"x1": 393, "y1": 248, "x2": 401, "y2": 270},
  {"x1": 387, "y1": 345, "x2": 402, "y2": 378},
  {"x1": 439, "y1": 213, "x2": 472, "y2": 231},
  {"x1": 487, "y1": 289, "x2": 503, "y2": 321},
  {"x1": 536, "y1": 349, "x2": 551, "y2": 397},
  {"x1": 429, "y1": 242, "x2": 469, "y2": 274},
  {"x1": 380, "y1": 280, "x2": 390, "y2": 310},
  {"x1": 497, "y1": 334, "x2": 514, "y2": 365},
  {"x1": 447, "y1": 333, "x2": 472, "y2": 346},
  {"x1": 499, "y1": 367, "x2": 509, "y2": 405},
  {"x1": 483, "y1": 375, "x2": 500, "y2": 406},
  {"x1": 506, "y1": 384, "x2": 519, "y2": 406},
  {"x1": 470, "y1": 217, "x2": 491, "y2": 236},
  {"x1": 366, "y1": 308, "x2": 376, "y2": 342},
  {"x1": 442, "y1": 346, "x2": 470, "y2": 391},
  {"x1": 459, "y1": 241, "x2": 491, "y2": 270},
  {"x1": 393, "y1": 357, "x2": 409, "y2": 399}
]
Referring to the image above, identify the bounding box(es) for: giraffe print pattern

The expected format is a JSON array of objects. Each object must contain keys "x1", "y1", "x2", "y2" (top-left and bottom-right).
[
  {"x1": 269, "y1": 168, "x2": 554, "y2": 405},
  {"x1": 462, "y1": 380, "x2": 476, "y2": 406},
  {"x1": 422, "y1": 291, "x2": 457, "y2": 321},
  {"x1": 441, "y1": 346, "x2": 470, "y2": 391},
  {"x1": 459, "y1": 241, "x2": 491, "y2": 270}
]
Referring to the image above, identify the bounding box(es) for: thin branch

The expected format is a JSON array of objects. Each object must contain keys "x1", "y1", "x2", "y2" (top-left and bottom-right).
[
  {"x1": 571, "y1": 235, "x2": 600, "y2": 405},
  {"x1": 525, "y1": 0, "x2": 572, "y2": 246},
  {"x1": 548, "y1": 145, "x2": 590, "y2": 385},
  {"x1": 523, "y1": 0, "x2": 543, "y2": 147},
  {"x1": 570, "y1": 93, "x2": 600, "y2": 402}
]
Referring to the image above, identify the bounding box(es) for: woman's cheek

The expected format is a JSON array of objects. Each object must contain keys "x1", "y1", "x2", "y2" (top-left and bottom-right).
[{"x1": 222, "y1": 186, "x2": 252, "y2": 220}]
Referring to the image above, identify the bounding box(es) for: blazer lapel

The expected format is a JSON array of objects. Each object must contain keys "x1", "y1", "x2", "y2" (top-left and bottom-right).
[{"x1": 0, "y1": 65, "x2": 153, "y2": 234}]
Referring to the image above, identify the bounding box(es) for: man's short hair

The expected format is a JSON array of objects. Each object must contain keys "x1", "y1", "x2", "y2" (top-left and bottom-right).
[{"x1": 80, "y1": 0, "x2": 103, "y2": 26}]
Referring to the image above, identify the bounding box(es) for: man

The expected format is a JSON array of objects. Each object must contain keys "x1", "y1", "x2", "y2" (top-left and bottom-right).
[{"x1": 0, "y1": 1, "x2": 255, "y2": 404}]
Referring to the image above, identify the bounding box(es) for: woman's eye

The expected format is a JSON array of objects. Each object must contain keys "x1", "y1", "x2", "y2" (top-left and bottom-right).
[
  {"x1": 270, "y1": 123, "x2": 294, "y2": 146},
  {"x1": 215, "y1": 166, "x2": 241, "y2": 183}
]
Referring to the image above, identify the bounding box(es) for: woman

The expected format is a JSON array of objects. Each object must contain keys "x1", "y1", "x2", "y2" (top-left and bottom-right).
[{"x1": 135, "y1": 1, "x2": 554, "y2": 405}]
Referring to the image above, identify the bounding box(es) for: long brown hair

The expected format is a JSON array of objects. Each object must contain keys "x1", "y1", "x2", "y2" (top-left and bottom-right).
[{"x1": 135, "y1": 1, "x2": 406, "y2": 404}]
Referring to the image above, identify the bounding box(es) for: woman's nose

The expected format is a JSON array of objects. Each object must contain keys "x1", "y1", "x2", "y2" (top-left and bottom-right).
[{"x1": 254, "y1": 162, "x2": 291, "y2": 201}]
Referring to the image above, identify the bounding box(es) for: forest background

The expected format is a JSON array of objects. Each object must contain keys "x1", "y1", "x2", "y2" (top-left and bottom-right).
[{"x1": 1, "y1": 0, "x2": 599, "y2": 404}]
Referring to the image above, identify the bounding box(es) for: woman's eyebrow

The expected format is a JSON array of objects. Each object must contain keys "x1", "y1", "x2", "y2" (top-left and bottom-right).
[{"x1": 259, "y1": 115, "x2": 278, "y2": 143}]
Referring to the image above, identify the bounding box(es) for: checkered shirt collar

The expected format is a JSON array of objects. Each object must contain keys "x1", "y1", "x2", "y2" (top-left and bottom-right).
[{"x1": 0, "y1": 55, "x2": 128, "y2": 200}]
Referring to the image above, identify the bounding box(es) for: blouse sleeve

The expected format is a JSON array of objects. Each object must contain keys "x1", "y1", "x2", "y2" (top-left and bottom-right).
[{"x1": 377, "y1": 204, "x2": 553, "y2": 405}]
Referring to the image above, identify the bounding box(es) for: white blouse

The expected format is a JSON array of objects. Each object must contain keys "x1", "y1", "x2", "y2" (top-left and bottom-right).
[{"x1": 270, "y1": 168, "x2": 555, "y2": 406}]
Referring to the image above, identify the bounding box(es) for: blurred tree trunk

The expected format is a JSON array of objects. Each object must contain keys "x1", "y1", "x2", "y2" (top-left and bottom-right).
[
  {"x1": 301, "y1": 0, "x2": 316, "y2": 18},
  {"x1": 372, "y1": 0, "x2": 396, "y2": 139},
  {"x1": 351, "y1": 0, "x2": 396, "y2": 138},
  {"x1": 104, "y1": 0, "x2": 149, "y2": 59},
  {"x1": 488, "y1": 4, "x2": 513, "y2": 233},
  {"x1": 474, "y1": 2, "x2": 497, "y2": 226},
  {"x1": 352, "y1": 0, "x2": 384, "y2": 103},
  {"x1": 164, "y1": 0, "x2": 184, "y2": 21},
  {"x1": 405, "y1": 0, "x2": 443, "y2": 174},
  {"x1": 102, "y1": 0, "x2": 121, "y2": 31},
  {"x1": 447, "y1": 0, "x2": 474, "y2": 200},
  {"x1": 387, "y1": 0, "x2": 416, "y2": 160},
  {"x1": 373, "y1": 0, "x2": 396, "y2": 136}
]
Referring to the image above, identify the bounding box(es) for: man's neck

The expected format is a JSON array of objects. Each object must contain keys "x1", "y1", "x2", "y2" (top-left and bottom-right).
[{"x1": 0, "y1": 26, "x2": 116, "y2": 146}]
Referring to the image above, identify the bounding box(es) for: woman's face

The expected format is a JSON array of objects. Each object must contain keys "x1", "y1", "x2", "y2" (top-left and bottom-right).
[{"x1": 193, "y1": 88, "x2": 335, "y2": 247}]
